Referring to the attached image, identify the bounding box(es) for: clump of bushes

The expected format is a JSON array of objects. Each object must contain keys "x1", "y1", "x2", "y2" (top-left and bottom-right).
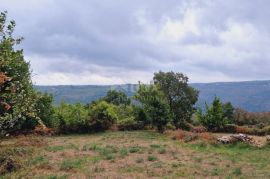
[
  {"x1": 197, "y1": 97, "x2": 234, "y2": 131},
  {"x1": 55, "y1": 103, "x2": 89, "y2": 133},
  {"x1": 52, "y1": 100, "x2": 118, "y2": 133},
  {"x1": 169, "y1": 130, "x2": 215, "y2": 143},
  {"x1": 88, "y1": 101, "x2": 118, "y2": 131},
  {"x1": 234, "y1": 108, "x2": 270, "y2": 126}
]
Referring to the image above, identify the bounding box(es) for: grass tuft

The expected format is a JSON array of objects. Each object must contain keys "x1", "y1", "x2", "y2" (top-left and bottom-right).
[{"x1": 147, "y1": 155, "x2": 158, "y2": 161}]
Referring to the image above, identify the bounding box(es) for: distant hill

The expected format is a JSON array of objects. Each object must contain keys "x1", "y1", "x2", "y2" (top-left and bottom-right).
[{"x1": 35, "y1": 80, "x2": 270, "y2": 112}]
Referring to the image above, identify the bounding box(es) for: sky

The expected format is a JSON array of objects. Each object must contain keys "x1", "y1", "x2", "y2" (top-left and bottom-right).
[{"x1": 1, "y1": 0, "x2": 270, "y2": 85}]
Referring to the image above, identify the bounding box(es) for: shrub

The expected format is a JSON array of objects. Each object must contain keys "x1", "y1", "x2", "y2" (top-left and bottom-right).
[
  {"x1": 103, "y1": 90, "x2": 131, "y2": 106},
  {"x1": 235, "y1": 126, "x2": 249, "y2": 134},
  {"x1": 147, "y1": 155, "x2": 157, "y2": 161},
  {"x1": 184, "y1": 134, "x2": 198, "y2": 142},
  {"x1": 0, "y1": 11, "x2": 39, "y2": 135},
  {"x1": 170, "y1": 130, "x2": 197, "y2": 142},
  {"x1": 197, "y1": 132, "x2": 215, "y2": 142},
  {"x1": 89, "y1": 101, "x2": 118, "y2": 131},
  {"x1": 55, "y1": 102, "x2": 89, "y2": 133},
  {"x1": 234, "y1": 108, "x2": 270, "y2": 126},
  {"x1": 197, "y1": 97, "x2": 234, "y2": 131},
  {"x1": 261, "y1": 125, "x2": 270, "y2": 135},
  {"x1": 117, "y1": 117, "x2": 144, "y2": 131},
  {"x1": 35, "y1": 92, "x2": 56, "y2": 128},
  {"x1": 165, "y1": 123, "x2": 176, "y2": 130},
  {"x1": 222, "y1": 124, "x2": 237, "y2": 133},
  {"x1": 134, "y1": 84, "x2": 171, "y2": 133},
  {"x1": 132, "y1": 105, "x2": 150, "y2": 127}
]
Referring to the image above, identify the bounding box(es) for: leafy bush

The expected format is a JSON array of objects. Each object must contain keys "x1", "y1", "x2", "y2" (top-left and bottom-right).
[
  {"x1": 217, "y1": 124, "x2": 270, "y2": 136},
  {"x1": 103, "y1": 90, "x2": 131, "y2": 106},
  {"x1": 262, "y1": 125, "x2": 270, "y2": 135},
  {"x1": 134, "y1": 84, "x2": 170, "y2": 133},
  {"x1": 35, "y1": 92, "x2": 56, "y2": 128},
  {"x1": 55, "y1": 102, "x2": 89, "y2": 133},
  {"x1": 89, "y1": 101, "x2": 118, "y2": 131},
  {"x1": 234, "y1": 108, "x2": 270, "y2": 126},
  {"x1": 115, "y1": 105, "x2": 148, "y2": 131},
  {"x1": 0, "y1": 11, "x2": 40, "y2": 135},
  {"x1": 222, "y1": 124, "x2": 237, "y2": 133},
  {"x1": 117, "y1": 117, "x2": 144, "y2": 131},
  {"x1": 132, "y1": 105, "x2": 150, "y2": 126},
  {"x1": 197, "y1": 97, "x2": 234, "y2": 131}
]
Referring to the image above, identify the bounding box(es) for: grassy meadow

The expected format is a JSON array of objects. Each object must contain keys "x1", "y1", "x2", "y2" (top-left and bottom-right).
[{"x1": 1, "y1": 131, "x2": 270, "y2": 179}]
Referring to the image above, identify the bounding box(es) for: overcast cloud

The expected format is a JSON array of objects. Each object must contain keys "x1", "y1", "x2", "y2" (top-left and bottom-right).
[{"x1": 1, "y1": 0, "x2": 270, "y2": 85}]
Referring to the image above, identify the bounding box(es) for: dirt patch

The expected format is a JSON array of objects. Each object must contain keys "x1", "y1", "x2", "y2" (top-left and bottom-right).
[
  {"x1": 0, "y1": 156, "x2": 20, "y2": 175},
  {"x1": 16, "y1": 135, "x2": 47, "y2": 147}
]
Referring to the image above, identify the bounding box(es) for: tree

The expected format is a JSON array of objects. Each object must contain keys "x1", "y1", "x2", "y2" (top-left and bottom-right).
[
  {"x1": 0, "y1": 11, "x2": 38, "y2": 135},
  {"x1": 153, "y1": 71, "x2": 199, "y2": 129},
  {"x1": 197, "y1": 96, "x2": 233, "y2": 131},
  {"x1": 222, "y1": 102, "x2": 234, "y2": 122},
  {"x1": 134, "y1": 84, "x2": 170, "y2": 133},
  {"x1": 103, "y1": 90, "x2": 131, "y2": 106}
]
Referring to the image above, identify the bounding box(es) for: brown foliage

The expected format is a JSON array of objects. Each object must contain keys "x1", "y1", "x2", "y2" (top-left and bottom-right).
[
  {"x1": 0, "y1": 73, "x2": 9, "y2": 86},
  {"x1": 234, "y1": 108, "x2": 270, "y2": 126},
  {"x1": 34, "y1": 125, "x2": 55, "y2": 136},
  {"x1": 169, "y1": 130, "x2": 215, "y2": 143},
  {"x1": 191, "y1": 126, "x2": 207, "y2": 133},
  {"x1": 236, "y1": 126, "x2": 249, "y2": 134},
  {"x1": 198, "y1": 132, "x2": 215, "y2": 142}
]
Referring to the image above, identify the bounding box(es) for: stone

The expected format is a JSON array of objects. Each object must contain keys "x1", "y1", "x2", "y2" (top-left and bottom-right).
[{"x1": 217, "y1": 136, "x2": 237, "y2": 144}]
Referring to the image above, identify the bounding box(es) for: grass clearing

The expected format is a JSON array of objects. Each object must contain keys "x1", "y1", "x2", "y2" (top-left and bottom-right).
[{"x1": 1, "y1": 131, "x2": 270, "y2": 178}]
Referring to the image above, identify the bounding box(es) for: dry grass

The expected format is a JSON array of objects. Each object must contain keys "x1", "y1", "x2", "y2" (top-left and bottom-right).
[{"x1": 1, "y1": 131, "x2": 270, "y2": 178}]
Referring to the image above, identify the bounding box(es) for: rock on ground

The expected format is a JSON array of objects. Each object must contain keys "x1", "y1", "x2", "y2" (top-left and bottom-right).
[{"x1": 217, "y1": 133, "x2": 266, "y2": 147}]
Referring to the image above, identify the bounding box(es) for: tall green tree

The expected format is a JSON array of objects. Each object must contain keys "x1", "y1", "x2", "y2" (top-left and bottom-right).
[
  {"x1": 153, "y1": 71, "x2": 199, "y2": 129},
  {"x1": 197, "y1": 96, "x2": 234, "y2": 131},
  {"x1": 0, "y1": 11, "x2": 38, "y2": 135},
  {"x1": 103, "y1": 90, "x2": 131, "y2": 106},
  {"x1": 222, "y1": 102, "x2": 234, "y2": 122},
  {"x1": 134, "y1": 84, "x2": 170, "y2": 133}
]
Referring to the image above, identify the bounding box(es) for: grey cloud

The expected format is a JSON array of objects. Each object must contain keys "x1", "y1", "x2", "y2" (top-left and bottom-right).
[{"x1": 1, "y1": 0, "x2": 270, "y2": 84}]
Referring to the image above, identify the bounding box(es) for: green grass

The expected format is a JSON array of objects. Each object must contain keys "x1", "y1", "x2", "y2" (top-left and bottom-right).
[
  {"x1": 1, "y1": 131, "x2": 270, "y2": 178},
  {"x1": 119, "y1": 148, "x2": 129, "y2": 158},
  {"x1": 29, "y1": 155, "x2": 49, "y2": 166},
  {"x1": 129, "y1": 146, "x2": 142, "y2": 153},
  {"x1": 147, "y1": 155, "x2": 158, "y2": 161},
  {"x1": 46, "y1": 143, "x2": 78, "y2": 152},
  {"x1": 60, "y1": 158, "x2": 85, "y2": 170},
  {"x1": 232, "y1": 167, "x2": 242, "y2": 176},
  {"x1": 158, "y1": 147, "x2": 166, "y2": 154}
]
